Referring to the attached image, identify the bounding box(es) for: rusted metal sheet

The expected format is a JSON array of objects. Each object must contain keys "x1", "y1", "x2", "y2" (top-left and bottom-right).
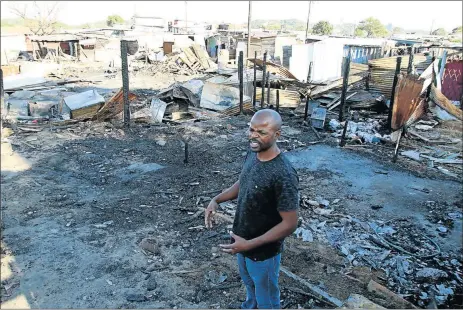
[
  {"x1": 391, "y1": 74, "x2": 425, "y2": 131},
  {"x1": 248, "y1": 58, "x2": 298, "y2": 80},
  {"x1": 430, "y1": 84, "x2": 463, "y2": 120}
]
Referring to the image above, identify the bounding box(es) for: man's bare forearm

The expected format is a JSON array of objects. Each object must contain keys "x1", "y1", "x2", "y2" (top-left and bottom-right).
[
  {"x1": 213, "y1": 181, "x2": 239, "y2": 204},
  {"x1": 247, "y1": 213, "x2": 297, "y2": 250}
]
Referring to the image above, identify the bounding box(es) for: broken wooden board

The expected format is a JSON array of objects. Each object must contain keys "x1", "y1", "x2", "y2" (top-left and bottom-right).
[
  {"x1": 248, "y1": 58, "x2": 298, "y2": 80},
  {"x1": 430, "y1": 85, "x2": 463, "y2": 120},
  {"x1": 255, "y1": 88, "x2": 301, "y2": 108},
  {"x1": 310, "y1": 75, "x2": 364, "y2": 98},
  {"x1": 367, "y1": 280, "x2": 418, "y2": 309},
  {"x1": 280, "y1": 267, "x2": 344, "y2": 307},
  {"x1": 191, "y1": 44, "x2": 211, "y2": 69},
  {"x1": 93, "y1": 88, "x2": 137, "y2": 121}
]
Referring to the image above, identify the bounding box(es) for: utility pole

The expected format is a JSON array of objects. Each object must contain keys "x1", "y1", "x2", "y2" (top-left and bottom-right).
[
  {"x1": 429, "y1": 19, "x2": 435, "y2": 35},
  {"x1": 305, "y1": 1, "x2": 312, "y2": 42},
  {"x1": 247, "y1": 1, "x2": 252, "y2": 65}
]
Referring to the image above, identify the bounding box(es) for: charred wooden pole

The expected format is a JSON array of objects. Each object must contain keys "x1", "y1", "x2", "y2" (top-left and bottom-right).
[
  {"x1": 184, "y1": 140, "x2": 189, "y2": 164},
  {"x1": 276, "y1": 89, "x2": 280, "y2": 112},
  {"x1": 267, "y1": 72, "x2": 271, "y2": 107},
  {"x1": 239, "y1": 51, "x2": 244, "y2": 115},
  {"x1": 387, "y1": 57, "x2": 402, "y2": 132},
  {"x1": 407, "y1": 45, "x2": 415, "y2": 75},
  {"x1": 340, "y1": 119, "x2": 349, "y2": 147},
  {"x1": 307, "y1": 61, "x2": 313, "y2": 82},
  {"x1": 121, "y1": 40, "x2": 130, "y2": 127},
  {"x1": 261, "y1": 52, "x2": 267, "y2": 108},
  {"x1": 253, "y1": 51, "x2": 257, "y2": 107},
  {"x1": 304, "y1": 96, "x2": 310, "y2": 121},
  {"x1": 338, "y1": 47, "x2": 352, "y2": 122}
]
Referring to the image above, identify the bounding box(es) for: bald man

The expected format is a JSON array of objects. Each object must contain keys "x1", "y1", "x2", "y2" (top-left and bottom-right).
[{"x1": 205, "y1": 109, "x2": 299, "y2": 309}]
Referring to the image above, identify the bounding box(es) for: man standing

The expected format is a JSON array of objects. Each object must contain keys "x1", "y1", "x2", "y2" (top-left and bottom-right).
[{"x1": 205, "y1": 109, "x2": 299, "y2": 309}]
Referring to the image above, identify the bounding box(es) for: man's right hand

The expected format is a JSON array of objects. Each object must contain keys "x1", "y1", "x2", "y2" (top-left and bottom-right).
[{"x1": 205, "y1": 199, "x2": 219, "y2": 229}]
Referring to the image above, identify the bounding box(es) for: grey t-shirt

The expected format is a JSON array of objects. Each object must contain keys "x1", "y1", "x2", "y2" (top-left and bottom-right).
[{"x1": 232, "y1": 151, "x2": 299, "y2": 261}]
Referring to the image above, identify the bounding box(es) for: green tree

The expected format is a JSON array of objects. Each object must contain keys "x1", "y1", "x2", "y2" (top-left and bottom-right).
[
  {"x1": 431, "y1": 28, "x2": 447, "y2": 36},
  {"x1": 356, "y1": 17, "x2": 389, "y2": 38},
  {"x1": 392, "y1": 27, "x2": 405, "y2": 35},
  {"x1": 106, "y1": 15, "x2": 124, "y2": 27},
  {"x1": 354, "y1": 28, "x2": 367, "y2": 37},
  {"x1": 312, "y1": 20, "x2": 333, "y2": 35},
  {"x1": 451, "y1": 26, "x2": 462, "y2": 34}
]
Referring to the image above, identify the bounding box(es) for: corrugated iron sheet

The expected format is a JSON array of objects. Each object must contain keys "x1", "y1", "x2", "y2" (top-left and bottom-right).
[
  {"x1": 255, "y1": 89, "x2": 301, "y2": 108},
  {"x1": 369, "y1": 55, "x2": 433, "y2": 99},
  {"x1": 391, "y1": 74, "x2": 425, "y2": 131},
  {"x1": 248, "y1": 59, "x2": 298, "y2": 80}
]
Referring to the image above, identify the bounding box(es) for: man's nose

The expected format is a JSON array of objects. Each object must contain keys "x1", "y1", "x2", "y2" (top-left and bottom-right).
[{"x1": 249, "y1": 131, "x2": 258, "y2": 139}]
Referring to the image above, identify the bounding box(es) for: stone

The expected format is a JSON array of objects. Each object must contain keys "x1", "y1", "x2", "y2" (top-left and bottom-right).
[
  {"x1": 139, "y1": 238, "x2": 160, "y2": 255},
  {"x1": 155, "y1": 139, "x2": 166, "y2": 146},
  {"x1": 126, "y1": 293, "x2": 147, "y2": 302},
  {"x1": 307, "y1": 200, "x2": 319, "y2": 207},
  {"x1": 317, "y1": 197, "x2": 330, "y2": 207},
  {"x1": 147, "y1": 276, "x2": 157, "y2": 291},
  {"x1": 346, "y1": 294, "x2": 385, "y2": 309},
  {"x1": 415, "y1": 268, "x2": 448, "y2": 282},
  {"x1": 437, "y1": 226, "x2": 448, "y2": 233}
]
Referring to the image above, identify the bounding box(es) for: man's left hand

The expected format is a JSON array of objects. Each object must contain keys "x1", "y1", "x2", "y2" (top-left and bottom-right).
[{"x1": 219, "y1": 232, "x2": 251, "y2": 254}]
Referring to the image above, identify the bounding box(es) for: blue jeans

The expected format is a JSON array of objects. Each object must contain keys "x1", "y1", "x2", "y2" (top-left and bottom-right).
[{"x1": 237, "y1": 253, "x2": 281, "y2": 309}]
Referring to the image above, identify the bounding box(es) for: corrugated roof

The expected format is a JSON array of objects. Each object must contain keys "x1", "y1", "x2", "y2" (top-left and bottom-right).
[{"x1": 30, "y1": 34, "x2": 80, "y2": 42}]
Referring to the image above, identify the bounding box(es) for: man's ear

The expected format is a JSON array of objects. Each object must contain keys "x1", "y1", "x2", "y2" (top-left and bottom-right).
[{"x1": 275, "y1": 130, "x2": 281, "y2": 139}]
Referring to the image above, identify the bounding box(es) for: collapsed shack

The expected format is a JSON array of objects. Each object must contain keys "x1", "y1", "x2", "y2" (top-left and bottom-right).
[{"x1": 1, "y1": 36, "x2": 463, "y2": 309}]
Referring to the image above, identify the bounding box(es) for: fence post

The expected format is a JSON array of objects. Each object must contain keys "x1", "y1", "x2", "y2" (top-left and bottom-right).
[
  {"x1": 339, "y1": 47, "x2": 352, "y2": 122},
  {"x1": 239, "y1": 51, "x2": 244, "y2": 115},
  {"x1": 261, "y1": 52, "x2": 267, "y2": 108},
  {"x1": 387, "y1": 57, "x2": 402, "y2": 132},
  {"x1": 121, "y1": 40, "x2": 130, "y2": 127}
]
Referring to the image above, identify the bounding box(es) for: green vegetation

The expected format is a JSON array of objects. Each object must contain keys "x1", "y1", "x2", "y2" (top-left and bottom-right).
[
  {"x1": 312, "y1": 20, "x2": 333, "y2": 35},
  {"x1": 452, "y1": 26, "x2": 462, "y2": 34},
  {"x1": 106, "y1": 15, "x2": 125, "y2": 27},
  {"x1": 355, "y1": 17, "x2": 389, "y2": 38}
]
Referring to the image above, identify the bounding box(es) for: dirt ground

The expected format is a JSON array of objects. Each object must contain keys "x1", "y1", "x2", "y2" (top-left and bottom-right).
[{"x1": 1, "y1": 66, "x2": 462, "y2": 309}]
